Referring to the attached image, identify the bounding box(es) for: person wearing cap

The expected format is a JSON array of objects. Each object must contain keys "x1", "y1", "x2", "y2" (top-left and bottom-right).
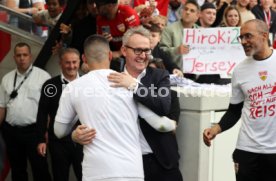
[
  {"x1": 95, "y1": 0, "x2": 140, "y2": 59},
  {"x1": 196, "y1": 2, "x2": 217, "y2": 27}
]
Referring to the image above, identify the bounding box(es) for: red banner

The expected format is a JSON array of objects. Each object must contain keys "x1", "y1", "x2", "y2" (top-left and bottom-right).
[
  {"x1": 0, "y1": 11, "x2": 11, "y2": 63},
  {"x1": 0, "y1": 30, "x2": 11, "y2": 63}
]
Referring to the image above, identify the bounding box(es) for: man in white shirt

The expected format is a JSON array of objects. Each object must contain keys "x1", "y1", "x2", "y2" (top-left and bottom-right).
[
  {"x1": 0, "y1": 42, "x2": 52, "y2": 181},
  {"x1": 203, "y1": 19, "x2": 276, "y2": 181},
  {"x1": 54, "y1": 35, "x2": 144, "y2": 181},
  {"x1": 71, "y1": 26, "x2": 182, "y2": 181}
]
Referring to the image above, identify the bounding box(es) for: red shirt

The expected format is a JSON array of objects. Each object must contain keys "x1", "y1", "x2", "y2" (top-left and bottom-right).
[
  {"x1": 133, "y1": 0, "x2": 169, "y2": 16},
  {"x1": 97, "y1": 5, "x2": 140, "y2": 51}
]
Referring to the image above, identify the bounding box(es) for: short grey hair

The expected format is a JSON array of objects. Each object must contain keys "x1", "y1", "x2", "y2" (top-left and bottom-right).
[
  {"x1": 122, "y1": 26, "x2": 151, "y2": 46},
  {"x1": 244, "y1": 19, "x2": 269, "y2": 33},
  {"x1": 58, "y1": 48, "x2": 80, "y2": 60}
]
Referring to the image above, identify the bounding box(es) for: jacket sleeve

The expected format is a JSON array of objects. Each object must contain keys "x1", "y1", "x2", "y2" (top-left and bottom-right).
[
  {"x1": 168, "y1": 90, "x2": 180, "y2": 123},
  {"x1": 36, "y1": 81, "x2": 51, "y2": 143},
  {"x1": 134, "y1": 69, "x2": 171, "y2": 116},
  {"x1": 160, "y1": 26, "x2": 179, "y2": 56}
]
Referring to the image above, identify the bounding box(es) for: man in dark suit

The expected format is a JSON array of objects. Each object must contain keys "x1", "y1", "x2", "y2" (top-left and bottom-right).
[
  {"x1": 36, "y1": 48, "x2": 84, "y2": 181},
  {"x1": 72, "y1": 26, "x2": 183, "y2": 181}
]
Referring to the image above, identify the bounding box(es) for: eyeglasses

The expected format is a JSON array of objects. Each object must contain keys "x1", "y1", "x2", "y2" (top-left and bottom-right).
[
  {"x1": 237, "y1": 33, "x2": 254, "y2": 43},
  {"x1": 125, "y1": 45, "x2": 152, "y2": 55}
]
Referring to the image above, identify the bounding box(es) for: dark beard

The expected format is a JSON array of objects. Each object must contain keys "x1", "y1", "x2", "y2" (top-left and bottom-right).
[{"x1": 169, "y1": 2, "x2": 181, "y2": 10}]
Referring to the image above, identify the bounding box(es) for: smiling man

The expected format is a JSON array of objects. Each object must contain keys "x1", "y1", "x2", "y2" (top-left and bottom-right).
[
  {"x1": 197, "y1": 2, "x2": 217, "y2": 28},
  {"x1": 107, "y1": 26, "x2": 182, "y2": 181},
  {"x1": 203, "y1": 19, "x2": 276, "y2": 181},
  {"x1": 36, "y1": 48, "x2": 83, "y2": 181}
]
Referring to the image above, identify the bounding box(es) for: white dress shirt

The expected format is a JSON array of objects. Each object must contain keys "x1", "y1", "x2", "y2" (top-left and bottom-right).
[
  {"x1": 0, "y1": 65, "x2": 50, "y2": 126},
  {"x1": 55, "y1": 69, "x2": 144, "y2": 181}
]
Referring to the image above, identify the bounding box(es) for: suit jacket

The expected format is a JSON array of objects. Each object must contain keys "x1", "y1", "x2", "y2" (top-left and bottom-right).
[
  {"x1": 134, "y1": 67, "x2": 180, "y2": 169},
  {"x1": 152, "y1": 43, "x2": 180, "y2": 74},
  {"x1": 36, "y1": 75, "x2": 72, "y2": 143},
  {"x1": 0, "y1": 132, "x2": 4, "y2": 172},
  {"x1": 251, "y1": 5, "x2": 276, "y2": 34}
]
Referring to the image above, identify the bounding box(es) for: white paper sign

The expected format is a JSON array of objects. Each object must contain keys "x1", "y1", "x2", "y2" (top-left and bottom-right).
[{"x1": 182, "y1": 27, "x2": 246, "y2": 76}]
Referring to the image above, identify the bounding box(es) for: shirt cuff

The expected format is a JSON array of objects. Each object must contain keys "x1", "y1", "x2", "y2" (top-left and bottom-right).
[{"x1": 128, "y1": 79, "x2": 139, "y2": 93}]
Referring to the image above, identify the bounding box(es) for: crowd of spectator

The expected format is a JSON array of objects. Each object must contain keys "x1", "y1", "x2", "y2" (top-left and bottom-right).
[
  {"x1": 1, "y1": 0, "x2": 276, "y2": 71},
  {"x1": 0, "y1": 0, "x2": 276, "y2": 180}
]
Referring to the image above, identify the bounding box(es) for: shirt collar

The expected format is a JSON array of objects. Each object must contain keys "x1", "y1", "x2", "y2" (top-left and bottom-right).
[
  {"x1": 16, "y1": 64, "x2": 33, "y2": 77},
  {"x1": 124, "y1": 66, "x2": 146, "y2": 82},
  {"x1": 60, "y1": 72, "x2": 79, "y2": 84}
]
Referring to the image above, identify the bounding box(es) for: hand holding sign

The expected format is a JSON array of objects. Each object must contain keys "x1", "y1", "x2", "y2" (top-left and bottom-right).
[
  {"x1": 182, "y1": 27, "x2": 246, "y2": 76},
  {"x1": 178, "y1": 44, "x2": 190, "y2": 55}
]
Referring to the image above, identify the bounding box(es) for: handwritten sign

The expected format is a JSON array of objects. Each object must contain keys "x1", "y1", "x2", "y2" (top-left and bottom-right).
[{"x1": 182, "y1": 27, "x2": 246, "y2": 76}]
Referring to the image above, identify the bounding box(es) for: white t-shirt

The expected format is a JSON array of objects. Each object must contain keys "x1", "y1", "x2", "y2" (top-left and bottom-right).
[
  {"x1": 231, "y1": 50, "x2": 276, "y2": 153},
  {"x1": 0, "y1": 66, "x2": 50, "y2": 126},
  {"x1": 55, "y1": 69, "x2": 144, "y2": 181}
]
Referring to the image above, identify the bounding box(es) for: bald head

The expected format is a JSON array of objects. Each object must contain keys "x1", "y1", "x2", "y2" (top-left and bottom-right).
[
  {"x1": 242, "y1": 19, "x2": 269, "y2": 34},
  {"x1": 240, "y1": 19, "x2": 271, "y2": 58}
]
